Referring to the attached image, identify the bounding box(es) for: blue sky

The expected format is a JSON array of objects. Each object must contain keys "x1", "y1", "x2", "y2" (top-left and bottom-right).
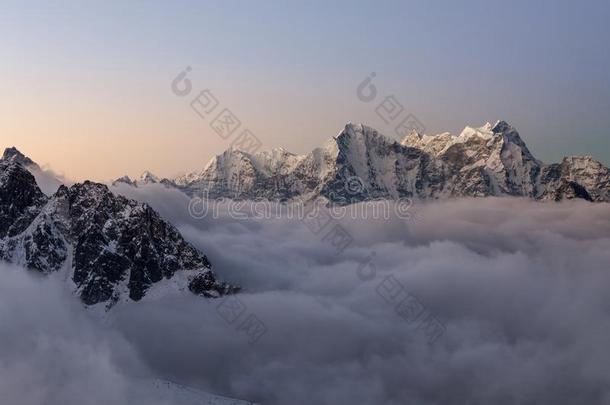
[{"x1": 1, "y1": 0, "x2": 609, "y2": 179}]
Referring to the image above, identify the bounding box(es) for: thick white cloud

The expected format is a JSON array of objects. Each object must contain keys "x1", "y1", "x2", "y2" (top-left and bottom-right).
[{"x1": 3, "y1": 183, "x2": 610, "y2": 405}]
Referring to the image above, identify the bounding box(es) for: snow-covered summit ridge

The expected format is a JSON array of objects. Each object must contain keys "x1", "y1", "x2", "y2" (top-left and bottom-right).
[
  {"x1": 112, "y1": 170, "x2": 173, "y2": 188},
  {"x1": 2, "y1": 147, "x2": 39, "y2": 169},
  {"x1": 139, "y1": 120, "x2": 608, "y2": 203}
]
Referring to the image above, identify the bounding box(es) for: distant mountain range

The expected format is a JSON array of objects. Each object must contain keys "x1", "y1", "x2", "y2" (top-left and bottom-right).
[
  {"x1": 115, "y1": 121, "x2": 610, "y2": 204},
  {"x1": 0, "y1": 148, "x2": 237, "y2": 309}
]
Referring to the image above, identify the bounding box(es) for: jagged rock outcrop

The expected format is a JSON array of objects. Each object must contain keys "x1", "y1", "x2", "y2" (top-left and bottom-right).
[
  {"x1": 2, "y1": 146, "x2": 40, "y2": 169},
  {"x1": 0, "y1": 152, "x2": 237, "y2": 308},
  {"x1": 537, "y1": 156, "x2": 610, "y2": 202}
]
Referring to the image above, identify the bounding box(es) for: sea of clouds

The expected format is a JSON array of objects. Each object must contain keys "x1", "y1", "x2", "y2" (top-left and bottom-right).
[{"x1": 2, "y1": 182, "x2": 610, "y2": 405}]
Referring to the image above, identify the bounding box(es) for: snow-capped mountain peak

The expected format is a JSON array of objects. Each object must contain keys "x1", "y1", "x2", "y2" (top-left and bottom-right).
[
  {"x1": 139, "y1": 170, "x2": 160, "y2": 184},
  {"x1": 2, "y1": 147, "x2": 39, "y2": 169},
  {"x1": 112, "y1": 175, "x2": 137, "y2": 187}
]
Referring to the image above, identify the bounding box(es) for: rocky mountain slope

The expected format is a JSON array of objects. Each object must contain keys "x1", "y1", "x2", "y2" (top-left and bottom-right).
[
  {"x1": 2, "y1": 146, "x2": 66, "y2": 195},
  {"x1": 117, "y1": 121, "x2": 610, "y2": 204},
  {"x1": 0, "y1": 151, "x2": 237, "y2": 308}
]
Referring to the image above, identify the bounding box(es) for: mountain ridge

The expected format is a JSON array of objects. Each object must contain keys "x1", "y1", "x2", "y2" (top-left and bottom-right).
[
  {"x1": 0, "y1": 154, "x2": 237, "y2": 309},
  {"x1": 114, "y1": 121, "x2": 610, "y2": 204}
]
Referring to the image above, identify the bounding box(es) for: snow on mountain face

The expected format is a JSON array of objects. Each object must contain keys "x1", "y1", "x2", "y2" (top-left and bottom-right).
[
  {"x1": 112, "y1": 175, "x2": 138, "y2": 187},
  {"x1": 0, "y1": 157, "x2": 237, "y2": 309},
  {"x1": 537, "y1": 156, "x2": 610, "y2": 202},
  {"x1": 147, "y1": 121, "x2": 610, "y2": 204},
  {"x1": 112, "y1": 171, "x2": 172, "y2": 188},
  {"x1": 2, "y1": 146, "x2": 40, "y2": 169},
  {"x1": 139, "y1": 170, "x2": 160, "y2": 184},
  {"x1": 170, "y1": 145, "x2": 330, "y2": 201},
  {"x1": 112, "y1": 171, "x2": 176, "y2": 187}
]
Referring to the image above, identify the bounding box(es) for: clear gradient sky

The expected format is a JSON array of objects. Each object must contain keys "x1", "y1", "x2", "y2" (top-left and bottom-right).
[{"x1": 1, "y1": 0, "x2": 609, "y2": 181}]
